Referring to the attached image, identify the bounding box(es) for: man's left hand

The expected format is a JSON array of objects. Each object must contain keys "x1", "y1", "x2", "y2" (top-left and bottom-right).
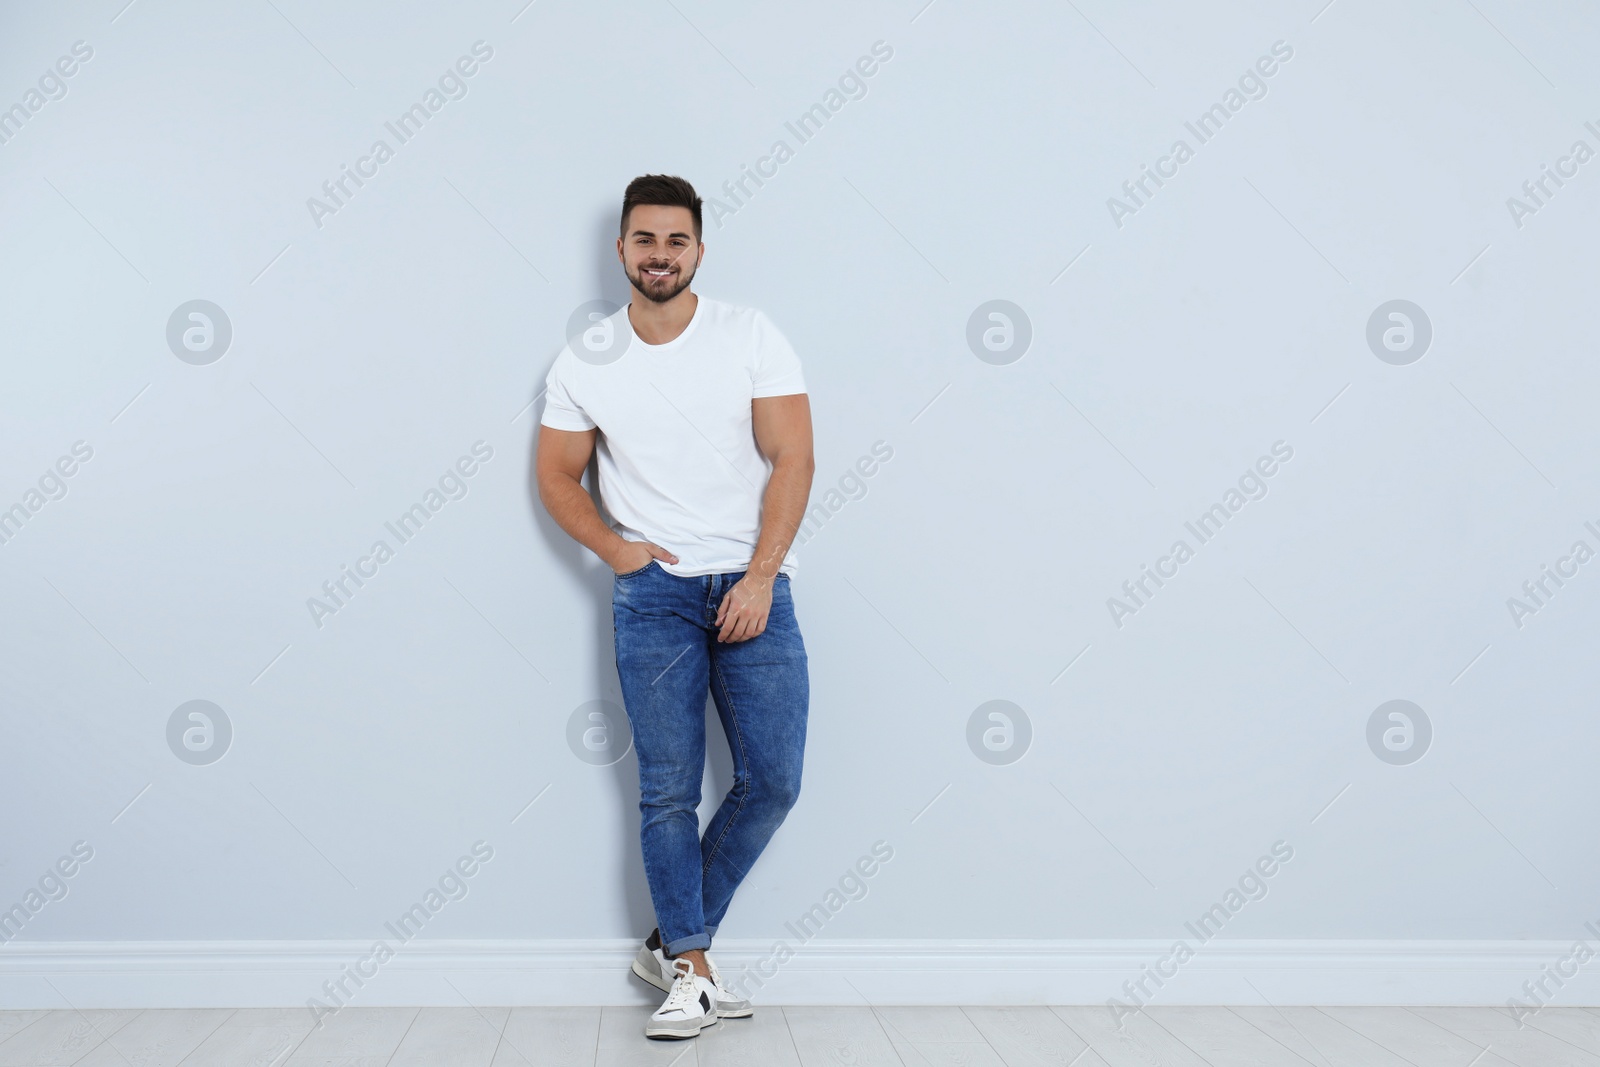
[{"x1": 715, "y1": 574, "x2": 774, "y2": 643}]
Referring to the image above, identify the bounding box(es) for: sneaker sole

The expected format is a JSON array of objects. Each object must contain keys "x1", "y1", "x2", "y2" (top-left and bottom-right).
[{"x1": 644, "y1": 1014, "x2": 718, "y2": 1039}]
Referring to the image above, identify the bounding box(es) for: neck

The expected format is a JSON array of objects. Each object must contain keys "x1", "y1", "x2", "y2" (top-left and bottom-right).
[{"x1": 628, "y1": 290, "x2": 697, "y2": 346}]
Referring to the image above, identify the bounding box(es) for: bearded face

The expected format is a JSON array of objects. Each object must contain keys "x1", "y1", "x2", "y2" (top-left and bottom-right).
[{"x1": 620, "y1": 204, "x2": 702, "y2": 304}]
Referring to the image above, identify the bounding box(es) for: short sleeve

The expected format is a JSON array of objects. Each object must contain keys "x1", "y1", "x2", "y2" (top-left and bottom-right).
[
  {"x1": 751, "y1": 311, "x2": 807, "y2": 398},
  {"x1": 540, "y1": 353, "x2": 597, "y2": 431}
]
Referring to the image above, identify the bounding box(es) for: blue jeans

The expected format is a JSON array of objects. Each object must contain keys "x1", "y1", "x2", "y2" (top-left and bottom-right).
[{"x1": 611, "y1": 559, "x2": 809, "y2": 958}]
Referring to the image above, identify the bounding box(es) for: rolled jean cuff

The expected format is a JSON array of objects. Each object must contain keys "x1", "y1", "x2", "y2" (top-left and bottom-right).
[
  {"x1": 664, "y1": 931, "x2": 711, "y2": 957},
  {"x1": 705, "y1": 922, "x2": 719, "y2": 941}
]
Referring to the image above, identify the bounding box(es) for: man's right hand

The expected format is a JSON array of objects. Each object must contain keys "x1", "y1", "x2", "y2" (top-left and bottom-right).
[{"x1": 610, "y1": 540, "x2": 680, "y2": 574}]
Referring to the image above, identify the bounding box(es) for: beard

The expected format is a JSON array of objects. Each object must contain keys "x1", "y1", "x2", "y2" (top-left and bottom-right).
[{"x1": 626, "y1": 256, "x2": 697, "y2": 304}]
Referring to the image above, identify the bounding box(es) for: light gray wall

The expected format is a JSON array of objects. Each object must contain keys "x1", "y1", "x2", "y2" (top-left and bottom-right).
[{"x1": 1, "y1": 0, "x2": 1595, "y2": 953}]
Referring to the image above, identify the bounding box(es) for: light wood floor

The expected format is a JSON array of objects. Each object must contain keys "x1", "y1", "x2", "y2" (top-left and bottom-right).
[{"x1": 0, "y1": 1003, "x2": 1593, "y2": 1066}]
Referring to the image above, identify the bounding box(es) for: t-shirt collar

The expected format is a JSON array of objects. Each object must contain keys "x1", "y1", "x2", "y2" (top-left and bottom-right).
[{"x1": 626, "y1": 294, "x2": 704, "y2": 352}]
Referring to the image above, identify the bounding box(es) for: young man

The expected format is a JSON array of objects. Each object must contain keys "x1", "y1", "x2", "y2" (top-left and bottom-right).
[{"x1": 535, "y1": 174, "x2": 815, "y2": 1040}]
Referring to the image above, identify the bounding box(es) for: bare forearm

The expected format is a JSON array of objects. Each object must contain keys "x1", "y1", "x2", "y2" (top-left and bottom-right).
[
  {"x1": 748, "y1": 456, "x2": 814, "y2": 583},
  {"x1": 538, "y1": 473, "x2": 629, "y2": 569}
]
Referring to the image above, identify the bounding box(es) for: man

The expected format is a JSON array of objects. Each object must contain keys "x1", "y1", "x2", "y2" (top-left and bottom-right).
[{"x1": 535, "y1": 174, "x2": 815, "y2": 1040}]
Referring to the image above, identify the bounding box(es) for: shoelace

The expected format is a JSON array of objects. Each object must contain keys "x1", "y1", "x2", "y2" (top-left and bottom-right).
[{"x1": 659, "y1": 958, "x2": 705, "y2": 1013}]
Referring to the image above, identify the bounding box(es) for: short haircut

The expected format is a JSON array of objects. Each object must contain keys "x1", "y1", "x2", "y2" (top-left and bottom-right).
[{"x1": 620, "y1": 174, "x2": 703, "y2": 244}]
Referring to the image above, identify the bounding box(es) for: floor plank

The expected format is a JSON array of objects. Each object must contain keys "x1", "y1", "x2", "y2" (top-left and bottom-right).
[
  {"x1": 178, "y1": 1007, "x2": 319, "y2": 1067},
  {"x1": 961, "y1": 1006, "x2": 1110, "y2": 1067},
  {"x1": 73, "y1": 1009, "x2": 232, "y2": 1067},
  {"x1": 888, "y1": 1038, "x2": 1010, "y2": 1066},
  {"x1": 280, "y1": 1006, "x2": 417, "y2": 1067},
  {"x1": 0, "y1": 1009, "x2": 142, "y2": 1067},
  {"x1": 1147, "y1": 1006, "x2": 1314, "y2": 1066},
  {"x1": 695, "y1": 1010, "x2": 802, "y2": 1067},
  {"x1": 1231, "y1": 1005, "x2": 1413, "y2": 1067},
  {"x1": 491, "y1": 1006, "x2": 601, "y2": 1067},
  {"x1": 784, "y1": 1006, "x2": 904, "y2": 1067},
  {"x1": 1051, "y1": 1005, "x2": 1212, "y2": 1067},
  {"x1": 595, "y1": 1005, "x2": 706, "y2": 1063},
  {"x1": 1450, "y1": 1027, "x2": 1600, "y2": 1067},
  {"x1": 1527, "y1": 1009, "x2": 1600, "y2": 1057},
  {"x1": 594, "y1": 1036, "x2": 702, "y2": 1066},
  {"x1": 1320, "y1": 1006, "x2": 1520, "y2": 1067},
  {"x1": 0, "y1": 1002, "x2": 1574, "y2": 1062},
  {"x1": 0, "y1": 1013, "x2": 49, "y2": 1047},
  {"x1": 875, "y1": 1006, "x2": 988, "y2": 1044},
  {"x1": 1407, "y1": 1006, "x2": 1527, "y2": 1033},
  {"x1": 388, "y1": 1006, "x2": 507, "y2": 1066},
  {"x1": 872, "y1": 1006, "x2": 1007, "y2": 1066}
]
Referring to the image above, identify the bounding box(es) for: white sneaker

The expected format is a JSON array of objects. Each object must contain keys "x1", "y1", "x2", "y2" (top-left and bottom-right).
[
  {"x1": 630, "y1": 929, "x2": 753, "y2": 1018},
  {"x1": 645, "y1": 957, "x2": 720, "y2": 1039},
  {"x1": 629, "y1": 927, "x2": 672, "y2": 990},
  {"x1": 703, "y1": 955, "x2": 753, "y2": 1018}
]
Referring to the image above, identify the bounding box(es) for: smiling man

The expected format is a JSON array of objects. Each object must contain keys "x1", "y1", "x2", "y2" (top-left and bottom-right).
[{"x1": 535, "y1": 174, "x2": 815, "y2": 1040}]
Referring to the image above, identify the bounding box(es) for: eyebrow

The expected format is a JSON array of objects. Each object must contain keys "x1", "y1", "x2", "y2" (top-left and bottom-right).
[{"x1": 630, "y1": 229, "x2": 694, "y2": 241}]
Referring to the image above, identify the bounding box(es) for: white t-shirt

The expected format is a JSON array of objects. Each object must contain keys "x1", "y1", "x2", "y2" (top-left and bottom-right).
[{"x1": 540, "y1": 295, "x2": 807, "y2": 578}]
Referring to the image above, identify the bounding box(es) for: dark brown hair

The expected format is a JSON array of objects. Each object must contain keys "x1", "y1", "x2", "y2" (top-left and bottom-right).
[{"x1": 620, "y1": 174, "x2": 703, "y2": 243}]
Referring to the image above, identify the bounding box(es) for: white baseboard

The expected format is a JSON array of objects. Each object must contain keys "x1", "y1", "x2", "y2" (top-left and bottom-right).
[{"x1": 0, "y1": 939, "x2": 1592, "y2": 1009}]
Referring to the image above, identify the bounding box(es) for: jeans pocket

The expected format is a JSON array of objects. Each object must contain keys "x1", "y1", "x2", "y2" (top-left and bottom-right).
[{"x1": 615, "y1": 560, "x2": 655, "y2": 580}]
